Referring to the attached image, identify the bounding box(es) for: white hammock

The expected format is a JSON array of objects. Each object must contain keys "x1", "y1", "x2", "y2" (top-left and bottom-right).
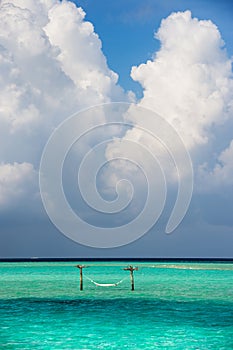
[{"x1": 86, "y1": 276, "x2": 125, "y2": 287}]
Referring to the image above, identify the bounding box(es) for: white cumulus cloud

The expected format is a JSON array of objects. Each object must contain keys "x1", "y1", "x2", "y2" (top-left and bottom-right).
[
  {"x1": 131, "y1": 10, "x2": 233, "y2": 150},
  {"x1": 104, "y1": 10, "x2": 233, "y2": 197},
  {"x1": 0, "y1": 0, "x2": 131, "y2": 209}
]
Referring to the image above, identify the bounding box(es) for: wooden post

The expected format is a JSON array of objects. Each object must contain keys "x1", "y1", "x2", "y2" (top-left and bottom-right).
[
  {"x1": 130, "y1": 268, "x2": 134, "y2": 291},
  {"x1": 124, "y1": 265, "x2": 138, "y2": 291},
  {"x1": 75, "y1": 265, "x2": 87, "y2": 291}
]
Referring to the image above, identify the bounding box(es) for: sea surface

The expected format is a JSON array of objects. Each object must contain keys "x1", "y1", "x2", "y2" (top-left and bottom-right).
[{"x1": 0, "y1": 261, "x2": 233, "y2": 349}]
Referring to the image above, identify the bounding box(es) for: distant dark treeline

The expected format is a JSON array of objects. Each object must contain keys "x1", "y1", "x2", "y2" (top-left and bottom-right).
[{"x1": 0, "y1": 257, "x2": 232, "y2": 262}]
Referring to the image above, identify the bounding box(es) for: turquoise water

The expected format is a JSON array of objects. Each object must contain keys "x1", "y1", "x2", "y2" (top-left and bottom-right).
[{"x1": 0, "y1": 261, "x2": 233, "y2": 349}]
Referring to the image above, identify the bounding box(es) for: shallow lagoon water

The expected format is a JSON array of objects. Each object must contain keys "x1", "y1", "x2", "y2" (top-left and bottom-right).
[{"x1": 0, "y1": 261, "x2": 233, "y2": 349}]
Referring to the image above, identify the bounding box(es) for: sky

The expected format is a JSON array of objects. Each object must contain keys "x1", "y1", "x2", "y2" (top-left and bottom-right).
[{"x1": 0, "y1": 0, "x2": 233, "y2": 258}]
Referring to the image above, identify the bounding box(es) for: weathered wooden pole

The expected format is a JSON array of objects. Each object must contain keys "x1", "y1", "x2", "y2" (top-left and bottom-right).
[
  {"x1": 130, "y1": 267, "x2": 134, "y2": 291},
  {"x1": 75, "y1": 265, "x2": 87, "y2": 291},
  {"x1": 124, "y1": 265, "x2": 138, "y2": 291}
]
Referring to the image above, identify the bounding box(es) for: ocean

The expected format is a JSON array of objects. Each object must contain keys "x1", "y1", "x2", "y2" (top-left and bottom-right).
[{"x1": 0, "y1": 261, "x2": 233, "y2": 349}]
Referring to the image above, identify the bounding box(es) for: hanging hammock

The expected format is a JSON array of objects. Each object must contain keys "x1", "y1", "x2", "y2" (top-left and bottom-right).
[{"x1": 85, "y1": 276, "x2": 125, "y2": 287}]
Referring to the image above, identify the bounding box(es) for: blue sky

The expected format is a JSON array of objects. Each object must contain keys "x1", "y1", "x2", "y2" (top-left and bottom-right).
[
  {"x1": 0, "y1": 0, "x2": 233, "y2": 258},
  {"x1": 74, "y1": 0, "x2": 233, "y2": 96}
]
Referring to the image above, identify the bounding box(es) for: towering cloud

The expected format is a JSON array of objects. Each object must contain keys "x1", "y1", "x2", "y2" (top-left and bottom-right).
[
  {"x1": 0, "y1": 0, "x2": 128, "y2": 209},
  {"x1": 0, "y1": 2, "x2": 232, "y2": 232},
  {"x1": 131, "y1": 10, "x2": 233, "y2": 150}
]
